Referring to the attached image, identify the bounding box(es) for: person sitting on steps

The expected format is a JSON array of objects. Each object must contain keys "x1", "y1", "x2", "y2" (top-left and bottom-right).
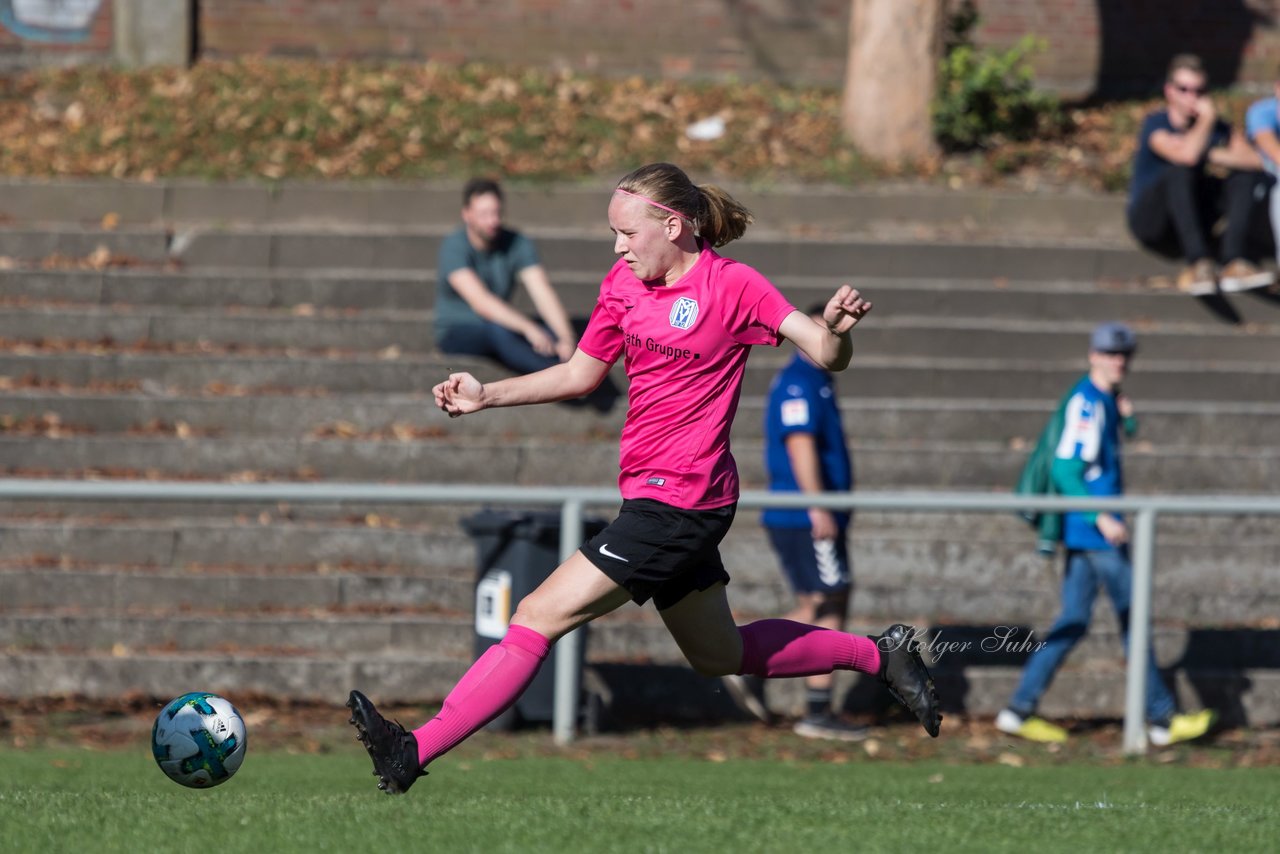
[{"x1": 1127, "y1": 53, "x2": 1273, "y2": 296}]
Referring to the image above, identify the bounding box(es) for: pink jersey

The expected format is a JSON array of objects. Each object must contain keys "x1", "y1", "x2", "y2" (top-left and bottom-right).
[{"x1": 578, "y1": 246, "x2": 797, "y2": 509}]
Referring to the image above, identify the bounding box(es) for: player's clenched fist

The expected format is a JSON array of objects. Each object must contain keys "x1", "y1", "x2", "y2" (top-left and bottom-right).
[
  {"x1": 433, "y1": 372, "x2": 486, "y2": 418},
  {"x1": 823, "y1": 285, "x2": 872, "y2": 335}
]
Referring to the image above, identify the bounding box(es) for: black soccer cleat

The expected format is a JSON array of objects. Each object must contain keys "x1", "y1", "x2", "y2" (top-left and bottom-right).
[
  {"x1": 874, "y1": 624, "x2": 942, "y2": 738},
  {"x1": 346, "y1": 689, "x2": 426, "y2": 794}
]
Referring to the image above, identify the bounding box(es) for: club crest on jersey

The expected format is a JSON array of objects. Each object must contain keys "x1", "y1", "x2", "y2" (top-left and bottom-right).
[{"x1": 669, "y1": 297, "x2": 699, "y2": 330}]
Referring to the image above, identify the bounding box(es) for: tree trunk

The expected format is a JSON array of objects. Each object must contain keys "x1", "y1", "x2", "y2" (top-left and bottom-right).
[{"x1": 842, "y1": 0, "x2": 941, "y2": 163}]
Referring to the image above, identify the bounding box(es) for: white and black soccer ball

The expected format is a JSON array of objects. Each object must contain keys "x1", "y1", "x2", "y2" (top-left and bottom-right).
[{"x1": 151, "y1": 692, "x2": 247, "y2": 788}]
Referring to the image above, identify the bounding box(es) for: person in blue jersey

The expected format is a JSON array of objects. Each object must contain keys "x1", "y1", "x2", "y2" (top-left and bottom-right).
[
  {"x1": 996, "y1": 322, "x2": 1216, "y2": 747},
  {"x1": 726, "y1": 302, "x2": 864, "y2": 741},
  {"x1": 1127, "y1": 53, "x2": 1271, "y2": 296},
  {"x1": 1244, "y1": 70, "x2": 1280, "y2": 294}
]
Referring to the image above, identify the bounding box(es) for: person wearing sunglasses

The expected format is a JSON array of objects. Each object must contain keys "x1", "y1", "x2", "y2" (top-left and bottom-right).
[{"x1": 1127, "y1": 53, "x2": 1272, "y2": 296}]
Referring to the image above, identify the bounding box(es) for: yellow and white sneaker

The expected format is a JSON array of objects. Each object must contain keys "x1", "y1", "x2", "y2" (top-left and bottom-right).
[
  {"x1": 1149, "y1": 709, "x2": 1218, "y2": 747},
  {"x1": 995, "y1": 708, "x2": 1068, "y2": 743}
]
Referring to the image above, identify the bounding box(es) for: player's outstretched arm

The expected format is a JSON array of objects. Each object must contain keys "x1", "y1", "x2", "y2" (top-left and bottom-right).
[
  {"x1": 433, "y1": 349, "x2": 612, "y2": 417},
  {"x1": 778, "y1": 285, "x2": 872, "y2": 372}
]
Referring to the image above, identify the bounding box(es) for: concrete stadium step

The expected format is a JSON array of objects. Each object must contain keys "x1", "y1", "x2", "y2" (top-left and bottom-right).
[
  {"x1": 1, "y1": 433, "x2": 1275, "y2": 491},
  {"x1": 14, "y1": 267, "x2": 1280, "y2": 327},
  {"x1": 0, "y1": 227, "x2": 170, "y2": 262},
  {"x1": 2, "y1": 516, "x2": 1274, "y2": 621},
  {"x1": 8, "y1": 391, "x2": 1279, "y2": 446},
  {"x1": 5, "y1": 507, "x2": 1274, "y2": 558},
  {"x1": 6, "y1": 349, "x2": 1280, "y2": 401},
  {"x1": 8, "y1": 264, "x2": 1280, "y2": 319},
  {"x1": 0, "y1": 567, "x2": 476, "y2": 614},
  {"x1": 0, "y1": 224, "x2": 1172, "y2": 281},
  {"x1": 0, "y1": 518, "x2": 483, "y2": 572},
  {"x1": 3, "y1": 268, "x2": 437, "y2": 311},
  {"x1": 0, "y1": 389, "x2": 622, "y2": 437},
  {"x1": 0, "y1": 305, "x2": 436, "y2": 355},
  {"x1": 0, "y1": 608, "x2": 723, "y2": 666},
  {"x1": 0, "y1": 611, "x2": 475, "y2": 658},
  {"x1": 0, "y1": 178, "x2": 1133, "y2": 240},
  {"x1": 0, "y1": 650, "x2": 469, "y2": 704},
  {"x1": 7, "y1": 560, "x2": 1269, "y2": 665},
  {"x1": 2, "y1": 559, "x2": 1272, "y2": 628},
  {"x1": 172, "y1": 230, "x2": 1172, "y2": 282},
  {"x1": 1, "y1": 504, "x2": 1272, "y2": 545},
  {"x1": 0, "y1": 607, "x2": 1248, "y2": 665},
  {"x1": 5, "y1": 305, "x2": 1280, "y2": 363}
]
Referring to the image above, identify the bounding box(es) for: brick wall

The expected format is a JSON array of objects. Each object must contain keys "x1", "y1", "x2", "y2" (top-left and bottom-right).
[
  {"x1": 198, "y1": 0, "x2": 849, "y2": 84},
  {"x1": 0, "y1": 0, "x2": 115, "y2": 70},
  {"x1": 3, "y1": 1, "x2": 1277, "y2": 96},
  {"x1": 971, "y1": 0, "x2": 1280, "y2": 96},
  {"x1": 194, "y1": 0, "x2": 1280, "y2": 95}
]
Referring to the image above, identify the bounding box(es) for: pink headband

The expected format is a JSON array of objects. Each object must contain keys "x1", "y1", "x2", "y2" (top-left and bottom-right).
[{"x1": 614, "y1": 188, "x2": 689, "y2": 221}]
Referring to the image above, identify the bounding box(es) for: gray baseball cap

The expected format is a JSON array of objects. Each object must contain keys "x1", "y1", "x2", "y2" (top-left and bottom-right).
[{"x1": 1090, "y1": 321, "x2": 1137, "y2": 354}]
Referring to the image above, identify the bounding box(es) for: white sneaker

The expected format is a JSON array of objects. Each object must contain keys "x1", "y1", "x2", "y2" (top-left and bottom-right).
[
  {"x1": 995, "y1": 708, "x2": 1023, "y2": 735},
  {"x1": 996, "y1": 708, "x2": 1068, "y2": 742},
  {"x1": 1218, "y1": 259, "x2": 1274, "y2": 292},
  {"x1": 793, "y1": 714, "x2": 869, "y2": 742}
]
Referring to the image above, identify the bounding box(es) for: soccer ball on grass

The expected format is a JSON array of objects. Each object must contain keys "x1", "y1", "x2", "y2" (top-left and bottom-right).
[{"x1": 151, "y1": 692, "x2": 247, "y2": 788}]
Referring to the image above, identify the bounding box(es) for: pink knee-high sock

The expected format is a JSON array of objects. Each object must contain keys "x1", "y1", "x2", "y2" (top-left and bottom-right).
[
  {"x1": 737, "y1": 619, "x2": 880, "y2": 677},
  {"x1": 412, "y1": 624, "x2": 551, "y2": 767}
]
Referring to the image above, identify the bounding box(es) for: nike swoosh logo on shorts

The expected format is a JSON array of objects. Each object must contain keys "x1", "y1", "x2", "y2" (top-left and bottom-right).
[{"x1": 598, "y1": 543, "x2": 629, "y2": 562}]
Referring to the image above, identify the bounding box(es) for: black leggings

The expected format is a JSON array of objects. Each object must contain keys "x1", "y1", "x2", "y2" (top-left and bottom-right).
[{"x1": 1127, "y1": 166, "x2": 1269, "y2": 263}]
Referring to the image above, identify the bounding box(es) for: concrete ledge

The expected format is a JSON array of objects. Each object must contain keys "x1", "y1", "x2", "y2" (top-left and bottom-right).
[
  {"x1": 7, "y1": 305, "x2": 1280, "y2": 362},
  {"x1": 8, "y1": 267, "x2": 1280, "y2": 331},
  {"x1": 0, "y1": 228, "x2": 168, "y2": 261},
  {"x1": 0, "y1": 570, "x2": 477, "y2": 613},
  {"x1": 1, "y1": 518, "x2": 1275, "y2": 621},
  {"x1": 7, "y1": 613, "x2": 1280, "y2": 666},
  {"x1": 0, "y1": 178, "x2": 1130, "y2": 240},
  {"x1": 0, "y1": 184, "x2": 1168, "y2": 278},
  {"x1": 1, "y1": 434, "x2": 1278, "y2": 490},
  {"x1": 0, "y1": 651, "x2": 466, "y2": 703},
  {"x1": 5, "y1": 350, "x2": 1280, "y2": 400},
  {"x1": 155, "y1": 229, "x2": 1176, "y2": 279},
  {"x1": 7, "y1": 390, "x2": 1280, "y2": 445},
  {"x1": 0, "y1": 181, "x2": 166, "y2": 224}
]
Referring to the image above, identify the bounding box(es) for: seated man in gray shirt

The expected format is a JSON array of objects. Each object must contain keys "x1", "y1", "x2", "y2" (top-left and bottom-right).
[{"x1": 436, "y1": 178, "x2": 577, "y2": 374}]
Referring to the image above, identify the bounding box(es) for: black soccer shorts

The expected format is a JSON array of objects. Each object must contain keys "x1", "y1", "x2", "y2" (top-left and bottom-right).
[{"x1": 581, "y1": 497, "x2": 736, "y2": 609}]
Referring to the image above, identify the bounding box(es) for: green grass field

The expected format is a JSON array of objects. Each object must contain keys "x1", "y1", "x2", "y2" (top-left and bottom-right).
[{"x1": 2, "y1": 745, "x2": 1276, "y2": 853}]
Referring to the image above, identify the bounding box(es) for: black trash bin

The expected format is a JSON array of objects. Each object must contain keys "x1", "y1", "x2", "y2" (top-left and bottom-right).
[{"x1": 463, "y1": 508, "x2": 607, "y2": 730}]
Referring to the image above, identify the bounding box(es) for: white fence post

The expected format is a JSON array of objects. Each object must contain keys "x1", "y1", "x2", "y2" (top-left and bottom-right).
[
  {"x1": 1123, "y1": 507, "x2": 1158, "y2": 755},
  {"x1": 553, "y1": 497, "x2": 585, "y2": 746}
]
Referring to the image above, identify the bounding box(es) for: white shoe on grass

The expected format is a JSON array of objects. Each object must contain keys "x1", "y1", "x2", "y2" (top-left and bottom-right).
[{"x1": 995, "y1": 708, "x2": 1068, "y2": 743}]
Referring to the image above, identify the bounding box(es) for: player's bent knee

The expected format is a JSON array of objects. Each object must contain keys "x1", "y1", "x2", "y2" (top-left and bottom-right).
[{"x1": 683, "y1": 649, "x2": 739, "y2": 677}]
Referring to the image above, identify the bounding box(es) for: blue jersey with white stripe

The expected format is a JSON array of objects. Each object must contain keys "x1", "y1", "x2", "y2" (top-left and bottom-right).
[
  {"x1": 1055, "y1": 376, "x2": 1124, "y2": 550},
  {"x1": 762, "y1": 353, "x2": 853, "y2": 529}
]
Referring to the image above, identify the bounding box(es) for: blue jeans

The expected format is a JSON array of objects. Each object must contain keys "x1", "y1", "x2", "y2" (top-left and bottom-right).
[
  {"x1": 1009, "y1": 548, "x2": 1177, "y2": 725},
  {"x1": 438, "y1": 321, "x2": 560, "y2": 376}
]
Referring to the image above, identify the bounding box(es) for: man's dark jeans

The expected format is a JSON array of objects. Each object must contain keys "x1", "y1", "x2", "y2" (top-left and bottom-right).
[
  {"x1": 1128, "y1": 166, "x2": 1270, "y2": 263},
  {"x1": 438, "y1": 321, "x2": 560, "y2": 375}
]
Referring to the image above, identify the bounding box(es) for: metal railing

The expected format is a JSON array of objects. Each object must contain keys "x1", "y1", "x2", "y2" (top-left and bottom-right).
[{"x1": 2, "y1": 478, "x2": 1277, "y2": 754}]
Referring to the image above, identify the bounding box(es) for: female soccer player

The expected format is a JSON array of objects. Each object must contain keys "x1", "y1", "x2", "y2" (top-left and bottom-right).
[{"x1": 348, "y1": 162, "x2": 941, "y2": 793}]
